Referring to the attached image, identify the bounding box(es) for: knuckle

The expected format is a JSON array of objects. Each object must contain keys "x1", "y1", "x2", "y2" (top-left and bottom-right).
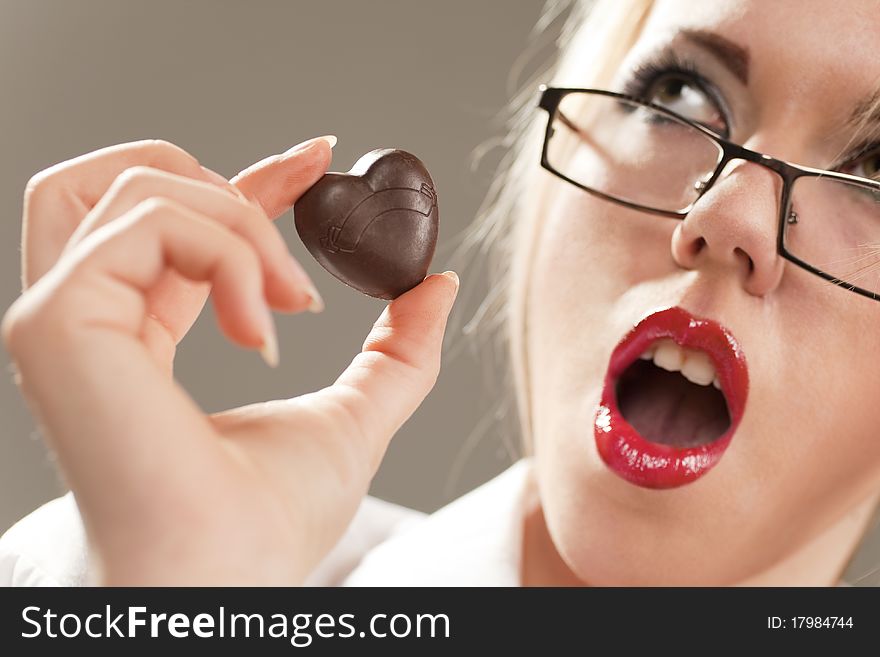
[
  {"x1": 405, "y1": 348, "x2": 441, "y2": 390},
  {"x1": 139, "y1": 138, "x2": 191, "y2": 162},
  {"x1": 112, "y1": 165, "x2": 159, "y2": 193},
  {"x1": 1, "y1": 300, "x2": 27, "y2": 354},
  {"x1": 139, "y1": 195, "x2": 172, "y2": 214},
  {"x1": 1, "y1": 294, "x2": 54, "y2": 356},
  {"x1": 23, "y1": 169, "x2": 58, "y2": 209},
  {"x1": 124, "y1": 139, "x2": 200, "y2": 175},
  {"x1": 411, "y1": 358, "x2": 440, "y2": 394},
  {"x1": 131, "y1": 196, "x2": 176, "y2": 224},
  {"x1": 117, "y1": 164, "x2": 155, "y2": 183},
  {"x1": 363, "y1": 328, "x2": 440, "y2": 391}
]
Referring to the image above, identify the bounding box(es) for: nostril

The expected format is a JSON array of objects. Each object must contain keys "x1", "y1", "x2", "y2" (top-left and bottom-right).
[
  {"x1": 734, "y1": 247, "x2": 754, "y2": 272},
  {"x1": 693, "y1": 236, "x2": 706, "y2": 255}
]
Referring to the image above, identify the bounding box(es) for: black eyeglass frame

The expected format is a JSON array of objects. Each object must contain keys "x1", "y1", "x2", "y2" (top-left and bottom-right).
[{"x1": 537, "y1": 85, "x2": 880, "y2": 302}]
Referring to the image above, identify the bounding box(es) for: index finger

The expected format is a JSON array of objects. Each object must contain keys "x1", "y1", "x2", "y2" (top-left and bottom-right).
[{"x1": 230, "y1": 135, "x2": 335, "y2": 220}]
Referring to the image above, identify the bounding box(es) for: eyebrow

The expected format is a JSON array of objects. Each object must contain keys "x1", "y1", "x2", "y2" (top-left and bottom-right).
[
  {"x1": 678, "y1": 28, "x2": 880, "y2": 137},
  {"x1": 679, "y1": 29, "x2": 750, "y2": 85}
]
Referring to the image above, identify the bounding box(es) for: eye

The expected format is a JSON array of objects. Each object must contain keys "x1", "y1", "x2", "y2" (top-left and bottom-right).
[
  {"x1": 622, "y1": 53, "x2": 732, "y2": 138},
  {"x1": 645, "y1": 73, "x2": 728, "y2": 137},
  {"x1": 844, "y1": 149, "x2": 880, "y2": 181}
]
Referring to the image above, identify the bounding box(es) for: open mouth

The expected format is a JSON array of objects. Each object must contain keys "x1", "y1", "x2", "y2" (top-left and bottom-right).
[
  {"x1": 593, "y1": 307, "x2": 749, "y2": 489},
  {"x1": 617, "y1": 341, "x2": 730, "y2": 448}
]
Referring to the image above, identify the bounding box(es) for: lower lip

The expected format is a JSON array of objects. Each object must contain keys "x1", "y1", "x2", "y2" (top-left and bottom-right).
[{"x1": 593, "y1": 306, "x2": 749, "y2": 489}]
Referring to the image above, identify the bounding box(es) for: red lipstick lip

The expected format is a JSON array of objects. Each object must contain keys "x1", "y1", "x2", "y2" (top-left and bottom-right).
[{"x1": 594, "y1": 306, "x2": 749, "y2": 489}]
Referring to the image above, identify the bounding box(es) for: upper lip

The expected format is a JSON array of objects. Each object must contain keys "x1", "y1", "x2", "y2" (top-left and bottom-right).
[{"x1": 608, "y1": 306, "x2": 749, "y2": 420}]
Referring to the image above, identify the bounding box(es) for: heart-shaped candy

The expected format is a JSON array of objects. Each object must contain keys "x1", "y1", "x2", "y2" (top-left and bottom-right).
[{"x1": 293, "y1": 148, "x2": 439, "y2": 300}]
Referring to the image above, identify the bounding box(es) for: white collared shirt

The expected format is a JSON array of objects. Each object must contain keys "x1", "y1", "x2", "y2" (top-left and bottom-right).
[{"x1": 0, "y1": 459, "x2": 532, "y2": 587}]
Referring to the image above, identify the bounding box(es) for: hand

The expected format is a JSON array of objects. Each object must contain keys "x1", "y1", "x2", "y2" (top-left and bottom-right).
[
  {"x1": 20, "y1": 138, "x2": 329, "y2": 374},
  {"x1": 2, "y1": 138, "x2": 460, "y2": 584}
]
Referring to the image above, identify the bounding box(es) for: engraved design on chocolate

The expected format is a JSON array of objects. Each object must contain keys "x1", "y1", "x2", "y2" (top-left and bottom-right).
[
  {"x1": 320, "y1": 182, "x2": 437, "y2": 254},
  {"x1": 293, "y1": 148, "x2": 440, "y2": 300}
]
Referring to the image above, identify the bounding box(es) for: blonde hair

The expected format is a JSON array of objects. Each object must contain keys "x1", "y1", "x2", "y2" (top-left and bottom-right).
[
  {"x1": 447, "y1": 0, "x2": 654, "y2": 457},
  {"x1": 446, "y1": 0, "x2": 880, "y2": 584}
]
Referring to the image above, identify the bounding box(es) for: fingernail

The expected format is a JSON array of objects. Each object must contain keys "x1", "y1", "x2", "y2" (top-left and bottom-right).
[
  {"x1": 201, "y1": 165, "x2": 251, "y2": 202},
  {"x1": 200, "y1": 165, "x2": 231, "y2": 187},
  {"x1": 318, "y1": 135, "x2": 337, "y2": 149},
  {"x1": 304, "y1": 280, "x2": 325, "y2": 313},
  {"x1": 287, "y1": 255, "x2": 325, "y2": 313},
  {"x1": 441, "y1": 270, "x2": 460, "y2": 294},
  {"x1": 259, "y1": 312, "x2": 280, "y2": 368},
  {"x1": 230, "y1": 186, "x2": 251, "y2": 203},
  {"x1": 282, "y1": 135, "x2": 337, "y2": 158}
]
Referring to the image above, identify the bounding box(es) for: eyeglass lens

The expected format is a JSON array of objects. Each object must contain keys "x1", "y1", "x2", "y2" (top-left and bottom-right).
[{"x1": 546, "y1": 91, "x2": 880, "y2": 296}]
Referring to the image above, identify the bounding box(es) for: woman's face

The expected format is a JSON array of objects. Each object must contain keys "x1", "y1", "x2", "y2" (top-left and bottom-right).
[{"x1": 525, "y1": 0, "x2": 880, "y2": 584}]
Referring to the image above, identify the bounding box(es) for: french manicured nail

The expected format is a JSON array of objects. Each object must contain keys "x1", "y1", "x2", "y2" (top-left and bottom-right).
[
  {"x1": 259, "y1": 310, "x2": 280, "y2": 368},
  {"x1": 303, "y1": 280, "x2": 325, "y2": 313},
  {"x1": 442, "y1": 270, "x2": 460, "y2": 295},
  {"x1": 200, "y1": 165, "x2": 250, "y2": 201},
  {"x1": 281, "y1": 135, "x2": 337, "y2": 159},
  {"x1": 287, "y1": 255, "x2": 325, "y2": 313},
  {"x1": 200, "y1": 165, "x2": 231, "y2": 186}
]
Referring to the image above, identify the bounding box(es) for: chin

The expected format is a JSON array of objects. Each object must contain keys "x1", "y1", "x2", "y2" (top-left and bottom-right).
[{"x1": 534, "y1": 401, "x2": 785, "y2": 586}]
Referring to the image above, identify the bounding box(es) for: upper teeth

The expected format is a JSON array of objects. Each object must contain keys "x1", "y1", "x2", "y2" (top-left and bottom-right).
[{"x1": 638, "y1": 339, "x2": 722, "y2": 389}]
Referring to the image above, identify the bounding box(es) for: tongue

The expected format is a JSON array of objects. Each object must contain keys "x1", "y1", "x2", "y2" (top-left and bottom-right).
[{"x1": 616, "y1": 360, "x2": 730, "y2": 448}]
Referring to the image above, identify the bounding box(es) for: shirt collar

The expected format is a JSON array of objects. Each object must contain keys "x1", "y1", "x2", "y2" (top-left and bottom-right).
[{"x1": 342, "y1": 458, "x2": 533, "y2": 586}]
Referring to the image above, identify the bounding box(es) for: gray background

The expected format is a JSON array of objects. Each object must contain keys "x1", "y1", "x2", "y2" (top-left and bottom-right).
[
  {"x1": 4, "y1": 1, "x2": 877, "y2": 587},
  {"x1": 0, "y1": 0, "x2": 546, "y2": 530}
]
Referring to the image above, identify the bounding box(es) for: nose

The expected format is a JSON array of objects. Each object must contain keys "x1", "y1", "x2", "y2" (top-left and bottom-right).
[{"x1": 670, "y1": 159, "x2": 786, "y2": 298}]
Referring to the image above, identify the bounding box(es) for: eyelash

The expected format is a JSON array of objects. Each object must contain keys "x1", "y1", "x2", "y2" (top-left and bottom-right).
[
  {"x1": 621, "y1": 52, "x2": 732, "y2": 137},
  {"x1": 621, "y1": 52, "x2": 880, "y2": 177},
  {"x1": 622, "y1": 52, "x2": 880, "y2": 177},
  {"x1": 831, "y1": 140, "x2": 880, "y2": 180}
]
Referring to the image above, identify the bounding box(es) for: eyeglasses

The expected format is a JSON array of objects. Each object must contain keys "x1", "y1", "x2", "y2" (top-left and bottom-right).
[{"x1": 537, "y1": 85, "x2": 880, "y2": 302}]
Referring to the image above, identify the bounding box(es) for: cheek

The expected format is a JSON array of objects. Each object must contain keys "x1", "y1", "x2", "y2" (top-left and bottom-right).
[
  {"x1": 756, "y1": 299, "x2": 880, "y2": 525},
  {"x1": 527, "y1": 177, "x2": 678, "y2": 386},
  {"x1": 525, "y1": 178, "x2": 678, "y2": 418},
  {"x1": 531, "y1": 181, "x2": 678, "y2": 300}
]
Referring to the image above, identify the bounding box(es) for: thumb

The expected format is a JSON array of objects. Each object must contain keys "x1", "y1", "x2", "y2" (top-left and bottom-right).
[{"x1": 325, "y1": 270, "x2": 460, "y2": 472}]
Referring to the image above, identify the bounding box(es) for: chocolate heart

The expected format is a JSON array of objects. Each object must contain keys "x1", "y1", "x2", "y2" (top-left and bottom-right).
[{"x1": 293, "y1": 148, "x2": 439, "y2": 300}]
